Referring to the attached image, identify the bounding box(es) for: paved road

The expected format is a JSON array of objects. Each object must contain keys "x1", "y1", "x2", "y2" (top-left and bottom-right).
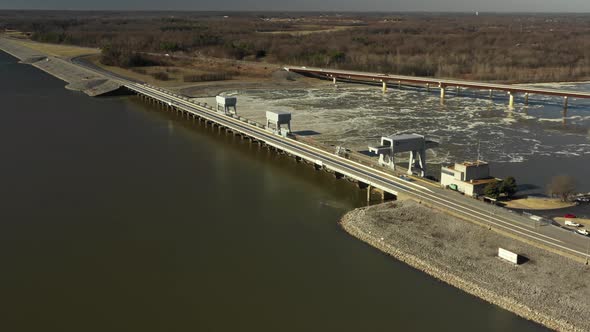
[
  {"x1": 285, "y1": 66, "x2": 590, "y2": 99},
  {"x1": 73, "y1": 58, "x2": 590, "y2": 261}
]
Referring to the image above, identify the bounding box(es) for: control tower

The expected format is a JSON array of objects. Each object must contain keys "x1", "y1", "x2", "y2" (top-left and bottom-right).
[{"x1": 368, "y1": 133, "x2": 439, "y2": 177}]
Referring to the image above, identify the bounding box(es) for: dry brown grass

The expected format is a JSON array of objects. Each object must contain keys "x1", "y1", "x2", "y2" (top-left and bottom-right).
[
  {"x1": 10, "y1": 38, "x2": 99, "y2": 58},
  {"x1": 88, "y1": 53, "x2": 278, "y2": 87},
  {"x1": 258, "y1": 25, "x2": 357, "y2": 36},
  {"x1": 504, "y1": 197, "x2": 576, "y2": 210}
]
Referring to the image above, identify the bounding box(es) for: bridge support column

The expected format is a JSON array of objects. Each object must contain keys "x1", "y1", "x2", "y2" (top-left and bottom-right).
[
  {"x1": 508, "y1": 92, "x2": 515, "y2": 109},
  {"x1": 563, "y1": 96, "x2": 569, "y2": 117},
  {"x1": 333, "y1": 77, "x2": 337, "y2": 85},
  {"x1": 382, "y1": 81, "x2": 387, "y2": 93},
  {"x1": 440, "y1": 87, "x2": 446, "y2": 102},
  {"x1": 398, "y1": 81, "x2": 401, "y2": 89},
  {"x1": 367, "y1": 185, "x2": 372, "y2": 203},
  {"x1": 489, "y1": 89, "x2": 493, "y2": 98},
  {"x1": 426, "y1": 83, "x2": 430, "y2": 92},
  {"x1": 524, "y1": 93, "x2": 529, "y2": 106},
  {"x1": 456, "y1": 86, "x2": 460, "y2": 96}
]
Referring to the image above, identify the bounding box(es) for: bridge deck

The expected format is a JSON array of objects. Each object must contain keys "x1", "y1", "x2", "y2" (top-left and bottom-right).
[{"x1": 284, "y1": 66, "x2": 590, "y2": 99}]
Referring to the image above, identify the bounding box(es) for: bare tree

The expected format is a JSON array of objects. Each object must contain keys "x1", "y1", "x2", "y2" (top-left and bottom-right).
[{"x1": 547, "y1": 175, "x2": 576, "y2": 202}]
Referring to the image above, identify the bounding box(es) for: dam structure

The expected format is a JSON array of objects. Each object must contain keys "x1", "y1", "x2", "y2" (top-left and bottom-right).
[
  {"x1": 2, "y1": 36, "x2": 590, "y2": 263},
  {"x1": 90, "y1": 78, "x2": 590, "y2": 264}
]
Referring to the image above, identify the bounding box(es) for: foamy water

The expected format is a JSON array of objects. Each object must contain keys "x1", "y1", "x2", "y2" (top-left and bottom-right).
[{"x1": 198, "y1": 83, "x2": 590, "y2": 166}]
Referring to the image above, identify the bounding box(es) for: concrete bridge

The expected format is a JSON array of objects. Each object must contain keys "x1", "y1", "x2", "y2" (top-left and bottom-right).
[{"x1": 284, "y1": 66, "x2": 590, "y2": 116}]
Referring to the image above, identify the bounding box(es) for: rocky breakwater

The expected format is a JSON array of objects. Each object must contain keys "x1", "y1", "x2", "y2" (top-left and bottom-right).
[
  {"x1": 341, "y1": 200, "x2": 590, "y2": 331},
  {"x1": 0, "y1": 37, "x2": 122, "y2": 97}
]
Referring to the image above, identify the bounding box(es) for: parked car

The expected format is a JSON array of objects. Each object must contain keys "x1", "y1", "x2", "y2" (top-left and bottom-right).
[
  {"x1": 576, "y1": 229, "x2": 589, "y2": 236},
  {"x1": 565, "y1": 214, "x2": 577, "y2": 219},
  {"x1": 565, "y1": 220, "x2": 581, "y2": 227}
]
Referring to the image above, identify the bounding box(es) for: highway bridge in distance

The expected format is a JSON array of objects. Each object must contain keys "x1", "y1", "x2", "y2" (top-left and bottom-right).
[
  {"x1": 284, "y1": 66, "x2": 590, "y2": 113},
  {"x1": 70, "y1": 58, "x2": 590, "y2": 264}
]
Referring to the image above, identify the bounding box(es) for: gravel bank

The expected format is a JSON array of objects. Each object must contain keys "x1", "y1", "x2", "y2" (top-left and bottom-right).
[
  {"x1": 341, "y1": 200, "x2": 590, "y2": 331},
  {"x1": 0, "y1": 37, "x2": 121, "y2": 96}
]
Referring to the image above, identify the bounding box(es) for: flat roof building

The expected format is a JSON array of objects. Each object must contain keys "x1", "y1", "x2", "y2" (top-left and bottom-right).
[{"x1": 440, "y1": 161, "x2": 497, "y2": 197}]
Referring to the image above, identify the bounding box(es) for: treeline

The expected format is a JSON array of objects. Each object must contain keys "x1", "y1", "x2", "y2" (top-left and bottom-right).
[{"x1": 4, "y1": 12, "x2": 590, "y2": 82}]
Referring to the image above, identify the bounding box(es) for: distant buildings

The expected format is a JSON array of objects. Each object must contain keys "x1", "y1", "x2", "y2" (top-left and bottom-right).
[{"x1": 440, "y1": 161, "x2": 498, "y2": 197}]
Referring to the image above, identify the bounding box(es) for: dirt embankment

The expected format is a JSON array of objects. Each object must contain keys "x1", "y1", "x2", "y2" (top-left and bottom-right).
[
  {"x1": 0, "y1": 37, "x2": 121, "y2": 97},
  {"x1": 341, "y1": 200, "x2": 590, "y2": 332}
]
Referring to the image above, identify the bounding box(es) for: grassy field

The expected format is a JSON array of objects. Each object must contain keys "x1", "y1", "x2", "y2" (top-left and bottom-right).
[
  {"x1": 86, "y1": 52, "x2": 279, "y2": 88},
  {"x1": 503, "y1": 197, "x2": 576, "y2": 210},
  {"x1": 9, "y1": 38, "x2": 99, "y2": 58},
  {"x1": 258, "y1": 25, "x2": 357, "y2": 36}
]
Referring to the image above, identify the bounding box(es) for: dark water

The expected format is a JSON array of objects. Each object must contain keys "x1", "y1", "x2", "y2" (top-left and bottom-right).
[{"x1": 0, "y1": 51, "x2": 547, "y2": 331}]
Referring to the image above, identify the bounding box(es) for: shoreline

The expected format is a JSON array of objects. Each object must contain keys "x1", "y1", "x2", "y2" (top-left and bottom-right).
[
  {"x1": 0, "y1": 37, "x2": 121, "y2": 96},
  {"x1": 340, "y1": 200, "x2": 589, "y2": 332}
]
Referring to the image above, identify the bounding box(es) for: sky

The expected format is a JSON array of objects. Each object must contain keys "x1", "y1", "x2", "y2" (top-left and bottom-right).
[{"x1": 1, "y1": 0, "x2": 590, "y2": 12}]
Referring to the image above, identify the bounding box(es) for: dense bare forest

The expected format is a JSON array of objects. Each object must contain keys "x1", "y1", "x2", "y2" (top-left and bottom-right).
[{"x1": 2, "y1": 11, "x2": 590, "y2": 82}]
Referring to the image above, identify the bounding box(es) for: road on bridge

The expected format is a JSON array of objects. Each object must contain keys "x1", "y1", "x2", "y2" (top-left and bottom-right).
[{"x1": 285, "y1": 66, "x2": 590, "y2": 99}]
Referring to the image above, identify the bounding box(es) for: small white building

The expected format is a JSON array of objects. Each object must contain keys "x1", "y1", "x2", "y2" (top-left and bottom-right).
[
  {"x1": 216, "y1": 95, "x2": 237, "y2": 115},
  {"x1": 440, "y1": 161, "x2": 497, "y2": 197},
  {"x1": 266, "y1": 110, "x2": 292, "y2": 136}
]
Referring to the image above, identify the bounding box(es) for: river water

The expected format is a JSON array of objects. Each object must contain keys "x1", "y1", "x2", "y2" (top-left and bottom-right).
[
  {"x1": 202, "y1": 82, "x2": 590, "y2": 195},
  {"x1": 0, "y1": 51, "x2": 547, "y2": 331}
]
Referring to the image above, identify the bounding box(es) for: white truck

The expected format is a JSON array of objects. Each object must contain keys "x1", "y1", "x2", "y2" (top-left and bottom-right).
[{"x1": 565, "y1": 220, "x2": 581, "y2": 227}]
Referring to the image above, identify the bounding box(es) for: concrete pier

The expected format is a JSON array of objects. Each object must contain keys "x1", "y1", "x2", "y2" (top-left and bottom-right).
[
  {"x1": 382, "y1": 81, "x2": 387, "y2": 93},
  {"x1": 508, "y1": 92, "x2": 515, "y2": 109}
]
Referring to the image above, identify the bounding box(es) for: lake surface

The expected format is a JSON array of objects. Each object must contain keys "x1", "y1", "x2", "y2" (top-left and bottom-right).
[{"x1": 0, "y1": 51, "x2": 547, "y2": 331}]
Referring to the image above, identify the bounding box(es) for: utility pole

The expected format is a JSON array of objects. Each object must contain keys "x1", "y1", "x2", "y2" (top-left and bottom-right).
[
  {"x1": 488, "y1": 197, "x2": 496, "y2": 230},
  {"x1": 477, "y1": 140, "x2": 481, "y2": 164}
]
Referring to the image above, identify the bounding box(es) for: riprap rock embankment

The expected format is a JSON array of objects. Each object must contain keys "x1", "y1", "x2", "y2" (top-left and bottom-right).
[{"x1": 341, "y1": 200, "x2": 590, "y2": 332}]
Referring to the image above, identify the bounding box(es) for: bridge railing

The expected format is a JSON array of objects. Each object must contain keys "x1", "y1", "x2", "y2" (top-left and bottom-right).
[{"x1": 293, "y1": 134, "x2": 412, "y2": 179}]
